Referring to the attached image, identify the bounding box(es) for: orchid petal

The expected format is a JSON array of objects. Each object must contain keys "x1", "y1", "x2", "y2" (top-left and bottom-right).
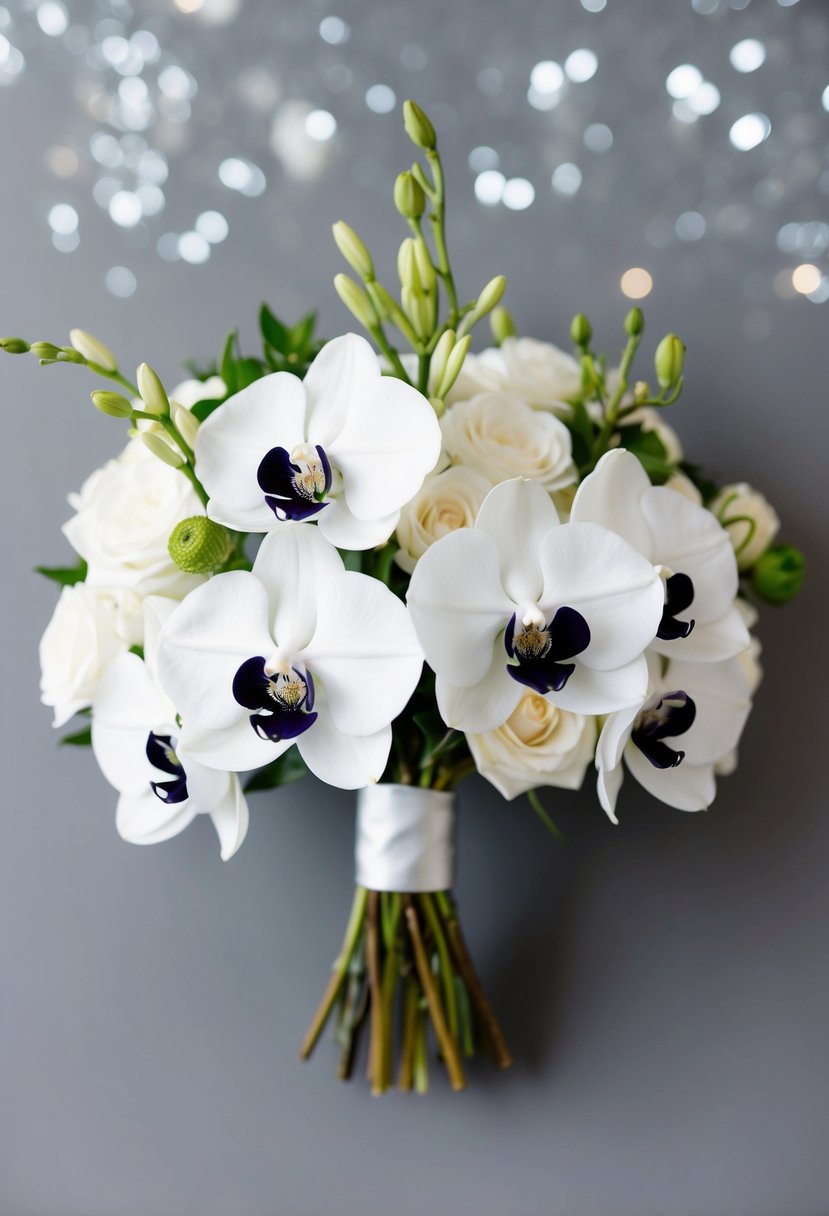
[
  {"x1": 208, "y1": 775, "x2": 249, "y2": 860},
  {"x1": 642, "y1": 486, "x2": 738, "y2": 623},
  {"x1": 597, "y1": 758, "x2": 625, "y2": 823},
  {"x1": 115, "y1": 789, "x2": 198, "y2": 846},
  {"x1": 297, "y1": 713, "x2": 392, "y2": 789},
  {"x1": 539, "y1": 522, "x2": 662, "y2": 670},
  {"x1": 178, "y1": 713, "x2": 291, "y2": 772},
  {"x1": 571, "y1": 449, "x2": 654, "y2": 555},
  {"x1": 436, "y1": 646, "x2": 522, "y2": 733},
  {"x1": 624, "y1": 745, "x2": 715, "y2": 811},
  {"x1": 142, "y1": 596, "x2": 177, "y2": 688},
  {"x1": 206, "y1": 500, "x2": 279, "y2": 534},
  {"x1": 549, "y1": 653, "x2": 649, "y2": 714},
  {"x1": 252, "y1": 524, "x2": 344, "y2": 657},
  {"x1": 303, "y1": 333, "x2": 382, "y2": 448},
  {"x1": 596, "y1": 702, "x2": 639, "y2": 775},
  {"x1": 650, "y1": 604, "x2": 749, "y2": 663},
  {"x1": 92, "y1": 653, "x2": 171, "y2": 795},
  {"x1": 318, "y1": 498, "x2": 400, "y2": 551},
  {"x1": 474, "y1": 478, "x2": 560, "y2": 605},
  {"x1": 407, "y1": 528, "x2": 513, "y2": 687},
  {"x1": 663, "y1": 657, "x2": 752, "y2": 765}
]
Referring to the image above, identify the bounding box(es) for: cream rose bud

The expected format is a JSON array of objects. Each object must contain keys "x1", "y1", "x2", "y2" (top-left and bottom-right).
[
  {"x1": 710, "y1": 482, "x2": 781, "y2": 570},
  {"x1": 664, "y1": 471, "x2": 702, "y2": 504},
  {"x1": 394, "y1": 466, "x2": 491, "y2": 573},
  {"x1": 441, "y1": 392, "x2": 577, "y2": 492},
  {"x1": 447, "y1": 337, "x2": 582, "y2": 415},
  {"x1": 467, "y1": 693, "x2": 597, "y2": 800},
  {"x1": 39, "y1": 584, "x2": 128, "y2": 727},
  {"x1": 63, "y1": 438, "x2": 206, "y2": 601}
]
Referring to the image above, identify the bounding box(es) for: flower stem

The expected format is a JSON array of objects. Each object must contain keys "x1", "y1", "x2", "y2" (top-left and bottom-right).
[
  {"x1": 299, "y1": 886, "x2": 368, "y2": 1060},
  {"x1": 404, "y1": 896, "x2": 465, "y2": 1091},
  {"x1": 427, "y1": 150, "x2": 459, "y2": 328}
]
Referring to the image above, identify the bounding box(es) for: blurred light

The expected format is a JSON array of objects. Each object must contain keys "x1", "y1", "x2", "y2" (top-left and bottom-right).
[
  {"x1": 672, "y1": 100, "x2": 698, "y2": 125},
  {"x1": 365, "y1": 84, "x2": 396, "y2": 113},
  {"x1": 822, "y1": 85, "x2": 829, "y2": 113},
  {"x1": 527, "y1": 85, "x2": 560, "y2": 112},
  {"x1": 675, "y1": 210, "x2": 706, "y2": 241},
  {"x1": 687, "y1": 81, "x2": 720, "y2": 115},
  {"x1": 90, "y1": 132, "x2": 123, "y2": 167},
  {"x1": 530, "y1": 60, "x2": 564, "y2": 93},
  {"x1": 106, "y1": 266, "x2": 137, "y2": 297},
  {"x1": 131, "y1": 30, "x2": 160, "y2": 63},
  {"x1": 666, "y1": 64, "x2": 702, "y2": 99},
  {"x1": 101, "y1": 36, "x2": 130, "y2": 67},
  {"x1": 580, "y1": 0, "x2": 606, "y2": 10},
  {"x1": 46, "y1": 145, "x2": 79, "y2": 177},
  {"x1": 48, "y1": 203, "x2": 78, "y2": 234},
  {"x1": 136, "y1": 149, "x2": 168, "y2": 184},
  {"x1": 502, "y1": 178, "x2": 535, "y2": 210},
  {"x1": 219, "y1": 157, "x2": 266, "y2": 196},
  {"x1": 0, "y1": 39, "x2": 24, "y2": 81},
  {"x1": 305, "y1": 109, "x2": 337, "y2": 141},
  {"x1": 196, "y1": 209, "x2": 228, "y2": 243},
  {"x1": 175, "y1": 0, "x2": 203, "y2": 11},
  {"x1": 178, "y1": 231, "x2": 210, "y2": 263},
  {"x1": 692, "y1": 0, "x2": 720, "y2": 12},
  {"x1": 319, "y1": 15, "x2": 349, "y2": 44},
  {"x1": 807, "y1": 277, "x2": 829, "y2": 304},
  {"x1": 620, "y1": 268, "x2": 653, "y2": 299},
  {"x1": 157, "y1": 232, "x2": 180, "y2": 262},
  {"x1": 777, "y1": 0, "x2": 800, "y2": 6},
  {"x1": 36, "y1": 1, "x2": 68, "y2": 36},
  {"x1": 584, "y1": 122, "x2": 613, "y2": 152},
  {"x1": 119, "y1": 77, "x2": 148, "y2": 106},
  {"x1": 564, "y1": 49, "x2": 597, "y2": 83},
  {"x1": 136, "y1": 184, "x2": 165, "y2": 216},
  {"x1": 92, "y1": 176, "x2": 121, "y2": 207},
  {"x1": 792, "y1": 263, "x2": 821, "y2": 294},
  {"x1": 551, "y1": 163, "x2": 582, "y2": 195},
  {"x1": 729, "y1": 112, "x2": 771, "y2": 150},
  {"x1": 474, "y1": 170, "x2": 505, "y2": 205},
  {"x1": 196, "y1": 0, "x2": 241, "y2": 24},
  {"x1": 108, "y1": 191, "x2": 142, "y2": 227},
  {"x1": 52, "y1": 230, "x2": 79, "y2": 253},
  {"x1": 159, "y1": 65, "x2": 197, "y2": 99},
  {"x1": 469, "y1": 146, "x2": 499, "y2": 172},
  {"x1": 730, "y1": 39, "x2": 766, "y2": 72}
]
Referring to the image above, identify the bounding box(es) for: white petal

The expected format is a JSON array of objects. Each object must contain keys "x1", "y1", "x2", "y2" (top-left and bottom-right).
[
  {"x1": 297, "y1": 714, "x2": 391, "y2": 789},
  {"x1": 115, "y1": 789, "x2": 198, "y2": 846},
  {"x1": 663, "y1": 656, "x2": 752, "y2": 766},
  {"x1": 642, "y1": 487, "x2": 738, "y2": 623},
  {"x1": 208, "y1": 776, "x2": 249, "y2": 860},
  {"x1": 195, "y1": 372, "x2": 307, "y2": 515},
  {"x1": 540, "y1": 522, "x2": 663, "y2": 670},
  {"x1": 206, "y1": 499, "x2": 279, "y2": 534},
  {"x1": 318, "y1": 498, "x2": 400, "y2": 550},
  {"x1": 436, "y1": 648, "x2": 522, "y2": 733},
  {"x1": 178, "y1": 755, "x2": 231, "y2": 811},
  {"x1": 327, "y1": 381, "x2": 442, "y2": 519},
  {"x1": 571, "y1": 449, "x2": 654, "y2": 555},
  {"x1": 551, "y1": 654, "x2": 649, "y2": 715},
  {"x1": 303, "y1": 333, "x2": 382, "y2": 448},
  {"x1": 624, "y1": 744, "x2": 715, "y2": 812},
  {"x1": 142, "y1": 596, "x2": 177, "y2": 687},
  {"x1": 92, "y1": 652, "x2": 170, "y2": 795},
  {"x1": 597, "y1": 758, "x2": 625, "y2": 823},
  {"x1": 178, "y1": 713, "x2": 292, "y2": 772},
  {"x1": 474, "y1": 478, "x2": 560, "y2": 605},
  {"x1": 596, "y1": 703, "x2": 639, "y2": 775},
  {"x1": 304, "y1": 571, "x2": 423, "y2": 736},
  {"x1": 407, "y1": 528, "x2": 512, "y2": 687},
  {"x1": 252, "y1": 523, "x2": 344, "y2": 657},
  {"x1": 650, "y1": 604, "x2": 750, "y2": 663},
  {"x1": 157, "y1": 571, "x2": 274, "y2": 731}
]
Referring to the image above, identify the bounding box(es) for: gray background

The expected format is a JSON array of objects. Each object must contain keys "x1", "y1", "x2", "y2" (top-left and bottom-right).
[{"x1": 1, "y1": 0, "x2": 828, "y2": 1213}]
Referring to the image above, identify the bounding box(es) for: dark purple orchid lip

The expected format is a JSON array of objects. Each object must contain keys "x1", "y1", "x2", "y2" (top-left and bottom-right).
[
  {"x1": 505, "y1": 606, "x2": 591, "y2": 695},
  {"x1": 146, "y1": 731, "x2": 189, "y2": 804},
  {"x1": 657, "y1": 572, "x2": 696, "y2": 642},
  {"x1": 257, "y1": 444, "x2": 333, "y2": 522},
  {"x1": 233, "y1": 656, "x2": 318, "y2": 742},
  {"x1": 631, "y1": 690, "x2": 696, "y2": 769}
]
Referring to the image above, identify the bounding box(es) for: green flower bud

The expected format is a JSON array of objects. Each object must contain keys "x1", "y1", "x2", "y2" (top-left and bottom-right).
[
  {"x1": 403, "y1": 100, "x2": 436, "y2": 150},
  {"x1": 371, "y1": 282, "x2": 419, "y2": 346},
  {"x1": 397, "y1": 238, "x2": 418, "y2": 292},
  {"x1": 624, "y1": 308, "x2": 644, "y2": 338},
  {"x1": 413, "y1": 238, "x2": 436, "y2": 293},
  {"x1": 29, "y1": 341, "x2": 61, "y2": 360},
  {"x1": 137, "y1": 362, "x2": 169, "y2": 416},
  {"x1": 91, "y1": 390, "x2": 133, "y2": 418},
  {"x1": 69, "y1": 328, "x2": 117, "y2": 371},
  {"x1": 570, "y1": 313, "x2": 592, "y2": 347},
  {"x1": 654, "y1": 334, "x2": 684, "y2": 388},
  {"x1": 393, "y1": 170, "x2": 426, "y2": 219},
  {"x1": 438, "y1": 334, "x2": 471, "y2": 397},
  {"x1": 333, "y1": 273, "x2": 375, "y2": 330},
  {"x1": 332, "y1": 221, "x2": 374, "y2": 281},
  {"x1": 57, "y1": 347, "x2": 84, "y2": 363},
  {"x1": 169, "y1": 515, "x2": 234, "y2": 575},
  {"x1": 474, "y1": 275, "x2": 507, "y2": 319},
  {"x1": 0, "y1": 337, "x2": 30, "y2": 354},
  {"x1": 172, "y1": 402, "x2": 200, "y2": 449},
  {"x1": 429, "y1": 395, "x2": 446, "y2": 418},
  {"x1": 490, "y1": 306, "x2": 517, "y2": 346},
  {"x1": 751, "y1": 544, "x2": 805, "y2": 604},
  {"x1": 140, "y1": 431, "x2": 183, "y2": 468},
  {"x1": 429, "y1": 329, "x2": 456, "y2": 390}
]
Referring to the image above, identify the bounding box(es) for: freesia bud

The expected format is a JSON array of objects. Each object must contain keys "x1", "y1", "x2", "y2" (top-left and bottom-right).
[
  {"x1": 654, "y1": 334, "x2": 684, "y2": 388},
  {"x1": 429, "y1": 329, "x2": 456, "y2": 390},
  {"x1": 173, "y1": 402, "x2": 200, "y2": 448},
  {"x1": 429, "y1": 395, "x2": 446, "y2": 418},
  {"x1": 0, "y1": 337, "x2": 30, "y2": 354},
  {"x1": 624, "y1": 308, "x2": 644, "y2": 338},
  {"x1": 29, "y1": 341, "x2": 61, "y2": 360},
  {"x1": 137, "y1": 362, "x2": 170, "y2": 416},
  {"x1": 140, "y1": 431, "x2": 183, "y2": 468},
  {"x1": 490, "y1": 306, "x2": 516, "y2": 345},
  {"x1": 393, "y1": 170, "x2": 426, "y2": 219},
  {"x1": 474, "y1": 275, "x2": 507, "y2": 318},
  {"x1": 58, "y1": 346, "x2": 84, "y2": 363},
  {"x1": 332, "y1": 221, "x2": 374, "y2": 281},
  {"x1": 413, "y1": 239, "x2": 436, "y2": 293},
  {"x1": 168, "y1": 515, "x2": 233, "y2": 575},
  {"x1": 570, "y1": 313, "x2": 592, "y2": 347},
  {"x1": 91, "y1": 390, "x2": 133, "y2": 419},
  {"x1": 69, "y1": 328, "x2": 117, "y2": 371},
  {"x1": 751, "y1": 544, "x2": 805, "y2": 604},
  {"x1": 403, "y1": 99, "x2": 437, "y2": 150},
  {"x1": 439, "y1": 334, "x2": 471, "y2": 398},
  {"x1": 334, "y1": 274, "x2": 376, "y2": 330},
  {"x1": 397, "y1": 238, "x2": 419, "y2": 292}
]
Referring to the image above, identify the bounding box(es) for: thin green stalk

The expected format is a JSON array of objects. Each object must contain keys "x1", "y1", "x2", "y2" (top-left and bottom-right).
[
  {"x1": 419, "y1": 893, "x2": 459, "y2": 1041},
  {"x1": 426, "y1": 150, "x2": 459, "y2": 327},
  {"x1": 299, "y1": 886, "x2": 368, "y2": 1059},
  {"x1": 527, "y1": 789, "x2": 566, "y2": 842}
]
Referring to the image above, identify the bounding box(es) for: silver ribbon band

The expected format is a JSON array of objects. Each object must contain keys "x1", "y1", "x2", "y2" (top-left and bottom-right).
[{"x1": 354, "y1": 784, "x2": 456, "y2": 893}]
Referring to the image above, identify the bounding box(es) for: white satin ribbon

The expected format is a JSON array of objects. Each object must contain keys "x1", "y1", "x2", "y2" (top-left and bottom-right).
[{"x1": 354, "y1": 784, "x2": 456, "y2": 893}]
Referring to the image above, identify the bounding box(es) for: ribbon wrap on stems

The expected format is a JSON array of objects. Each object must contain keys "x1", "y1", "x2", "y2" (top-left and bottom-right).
[{"x1": 355, "y1": 783, "x2": 455, "y2": 893}]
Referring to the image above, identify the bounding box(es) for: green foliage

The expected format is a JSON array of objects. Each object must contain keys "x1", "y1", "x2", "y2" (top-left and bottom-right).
[
  {"x1": 36, "y1": 559, "x2": 87, "y2": 587},
  {"x1": 244, "y1": 748, "x2": 309, "y2": 792},
  {"x1": 616, "y1": 423, "x2": 673, "y2": 484},
  {"x1": 565, "y1": 399, "x2": 597, "y2": 473},
  {"x1": 59, "y1": 726, "x2": 92, "y2": 747},
  {"x1": 260, "y1": 305, "x2": 322, "y2": 373}
]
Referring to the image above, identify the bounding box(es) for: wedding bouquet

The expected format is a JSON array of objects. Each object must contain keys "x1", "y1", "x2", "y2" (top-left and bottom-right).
[{"x1": 4, "y1": 101, "x2": 804, "y2": 1095}]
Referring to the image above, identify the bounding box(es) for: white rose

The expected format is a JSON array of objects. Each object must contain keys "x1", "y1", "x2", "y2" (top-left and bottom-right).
[
  {"x1": 169, "y1": 375, "x2": 226, "y2": 410},
  {"x1": 448, "y1": 337, "x2": 581, "y2": 415},
  {"x1": 467, "y1": 693, "x2": 597, "y2": 800},
  {"x1": 63, "y1": 439, "x2": 206, "y2": 601},
  {"x1": 710, "y1": 482, "x2": 780, "y2": 570},
  {"x1": 441, "y1": 392, "x2": 576, "y2": 492},
  {"x1": 395, "y1": 465, "x2": 491, "y2": 573},
  {"x1": 39, "y1": 584, "x2": 129, "y2": 727},
  {"x1": 664, "y1": 471, "x2": 702, "y2": 504}
]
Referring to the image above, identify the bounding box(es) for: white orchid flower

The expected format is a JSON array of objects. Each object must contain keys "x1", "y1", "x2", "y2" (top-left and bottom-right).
[
  {"x1": 92, "y1": 599, "x2": 249, "y2": 860},
  {"x1": 596, "y1": 653, "x2": 753, "y2": 821},
  {"x1": 156, "y1": 524, "x2": 424, "y2": 789},
  {"x1": 571, "y1": 450, "x2": 749, "y2": 662},
  {"x1": 194, "y1": 333, "x2": 442, "y2": 551},
  {"x1": 406, "y1": 477, "x2": 664, "y2": 734}
]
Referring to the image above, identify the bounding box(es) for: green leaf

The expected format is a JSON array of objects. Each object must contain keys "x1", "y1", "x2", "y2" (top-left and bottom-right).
[
  {"x1": 244, "y1": 748, "x2": 309, "y2": 792},
  {"x1": 60, "y1": 726, "x2": 92, "y2": 747},
  {"x1": 288, "y1": 310, "x2": 317, "y2": 354},
  {"x1": 616, "y1": 423, "x2": 673, "y2": 484},
  {"x1": 129, "y1": 644, "x2": 145, "y2": 660},
  {"x1": 259, "y1": 304, "x2": 290, "y2": 355},
  {"x1": 339, "y1": 548, "x2": 364, "y2": 573},
  {"x1": 36, "y1": 559, "x2": 87, "y2": 587},
  {"x1": 219, "y1": 330, "x2": 239, "y2": 395},
  {"x1": 565, "y1": 399, "x2": 596, "y2": 469},
  {"x1": 235, "y1": 357, "x2": 266, "y2": 389},
  {"x1": 191, "y1": 396, "x2": 225, "y2": 422}
]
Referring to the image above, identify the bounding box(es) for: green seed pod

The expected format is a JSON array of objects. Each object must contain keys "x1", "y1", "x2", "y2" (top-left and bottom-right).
[
  {"x1": 168, "y1": 515, "x2": 234, "y2": 575},
  {"x1": 0, "y1": 337, "x2": 30, "y2": 354},
  {"x1": 570, "y1": 313, "x2": 592, "y2": 347},
  {"x1": 624, "y1": 307, "x2": 644, "y2": 337},
  {"x1": 403, "y1": 100, "x2": 437, "y2": 151},
  {"x1": 393, "y1": 170, "x2": 426, "y2": 219},
  {"x1": 654, "y1": 333, "x2": 684, "y2": 388},
  {"x1": 91, "y1": 390, "x2": 133, "y2": 418},
  {"x1": 751, "y1": 544, "x2": 805, "y2": 604}
]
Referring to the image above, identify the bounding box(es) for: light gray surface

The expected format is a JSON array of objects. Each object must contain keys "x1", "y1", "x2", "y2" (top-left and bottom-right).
[{"x1": 1, "y1": 2, "x2": 829, "y2": 1214}]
